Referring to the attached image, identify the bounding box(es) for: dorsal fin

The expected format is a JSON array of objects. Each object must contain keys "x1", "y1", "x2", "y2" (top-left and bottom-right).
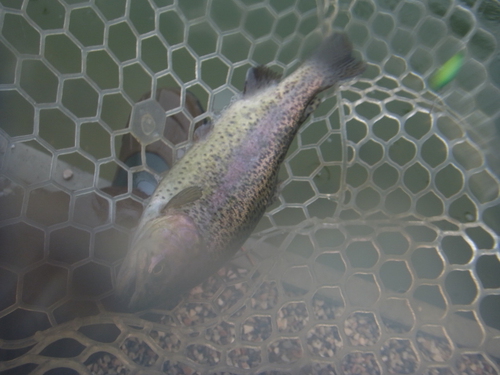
[
  {"x1": 162, "y1": 186, "x2": 203, "y2": 212},
  {"x1": 243, "y1": 66, "x2": 282, "y2": 97}
]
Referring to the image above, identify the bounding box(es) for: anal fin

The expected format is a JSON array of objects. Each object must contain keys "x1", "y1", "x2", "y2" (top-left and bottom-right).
[
  {"x1": 299, "y1": 97, "x2": 322, "y2": 124},
  {"x1": 267, "y1": 180, "x2": 283, "y2": 207}
]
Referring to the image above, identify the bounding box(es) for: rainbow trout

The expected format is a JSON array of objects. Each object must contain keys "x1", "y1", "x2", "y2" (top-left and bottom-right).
[{"x1": 116, "y1": 33, "x2": 365, "y2": 310}]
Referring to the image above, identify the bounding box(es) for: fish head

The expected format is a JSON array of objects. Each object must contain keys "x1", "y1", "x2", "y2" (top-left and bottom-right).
[{"x1": 116, "y1": 213, "x2": 203, "y2": 310}]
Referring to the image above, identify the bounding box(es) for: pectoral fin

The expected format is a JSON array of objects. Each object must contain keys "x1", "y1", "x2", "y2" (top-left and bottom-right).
[{"x1": 163, "y1": 186, "x2": 203, "y2": 212}]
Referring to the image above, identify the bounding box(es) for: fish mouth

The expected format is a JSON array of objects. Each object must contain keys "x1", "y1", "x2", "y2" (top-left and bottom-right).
[
  {"x1": 115, "y1": 257, "x2": 145, "y2": 311},
  {"x1": 116, "y1": 263, "x2": 160, "y2": 311},
  {"x1": 127, "y1": 286, "x2": 182, "y2": 312},
  {"x1": 116, "y1": 274, "x2": 150, "y2": 311},
  {"x1": 127, "y1": 287, "x2": 146, "y2": 311}
]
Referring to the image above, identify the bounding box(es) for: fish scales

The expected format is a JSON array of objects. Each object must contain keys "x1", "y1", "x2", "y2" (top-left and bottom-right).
[
  {"x1": 116, "y1": 33, "x2": 365, "y2": 310},
  {"x1": 150, "y1": 77, "x2": 327, "y2": 254}
]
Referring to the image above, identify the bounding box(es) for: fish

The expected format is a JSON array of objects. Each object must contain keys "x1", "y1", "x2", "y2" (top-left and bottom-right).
[{"x1": 115, "y1": 32, "x2": 365, "y2": 310}]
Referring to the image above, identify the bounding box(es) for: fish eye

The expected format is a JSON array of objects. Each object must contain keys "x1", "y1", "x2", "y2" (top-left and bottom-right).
[{"x1": 151, "y1": 261, "x2": 168, "y2": 276}]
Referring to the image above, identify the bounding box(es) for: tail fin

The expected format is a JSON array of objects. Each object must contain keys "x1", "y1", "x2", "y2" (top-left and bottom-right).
[{"x1": 310, "y1": 32, "x2": 365, "y2": 87}]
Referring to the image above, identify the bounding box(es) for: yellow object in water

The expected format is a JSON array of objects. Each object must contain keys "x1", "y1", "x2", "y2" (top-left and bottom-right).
[{"x1": 429, "y1": 51, "x2": 465, "y2": 91}]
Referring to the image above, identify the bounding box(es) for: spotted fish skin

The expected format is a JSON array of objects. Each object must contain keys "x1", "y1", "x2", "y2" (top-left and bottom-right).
[{"x1": 116, "y1": 33, "x2": 365, "y2": 310}]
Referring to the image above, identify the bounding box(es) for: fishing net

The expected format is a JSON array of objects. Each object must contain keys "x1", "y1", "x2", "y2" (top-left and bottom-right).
[{"x1": 1, "y1": 0, "x2": 500, "y2": 374}]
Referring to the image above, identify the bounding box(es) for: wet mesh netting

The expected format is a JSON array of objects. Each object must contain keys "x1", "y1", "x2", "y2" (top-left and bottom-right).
[{"x1": 1, "y1": 0, "x2": 500, "y2": 374}]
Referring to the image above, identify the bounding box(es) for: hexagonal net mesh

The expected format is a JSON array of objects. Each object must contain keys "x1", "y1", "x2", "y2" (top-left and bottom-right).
[{"x1": 1, "y1": 0, "x2": 500, "y2": 374}]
